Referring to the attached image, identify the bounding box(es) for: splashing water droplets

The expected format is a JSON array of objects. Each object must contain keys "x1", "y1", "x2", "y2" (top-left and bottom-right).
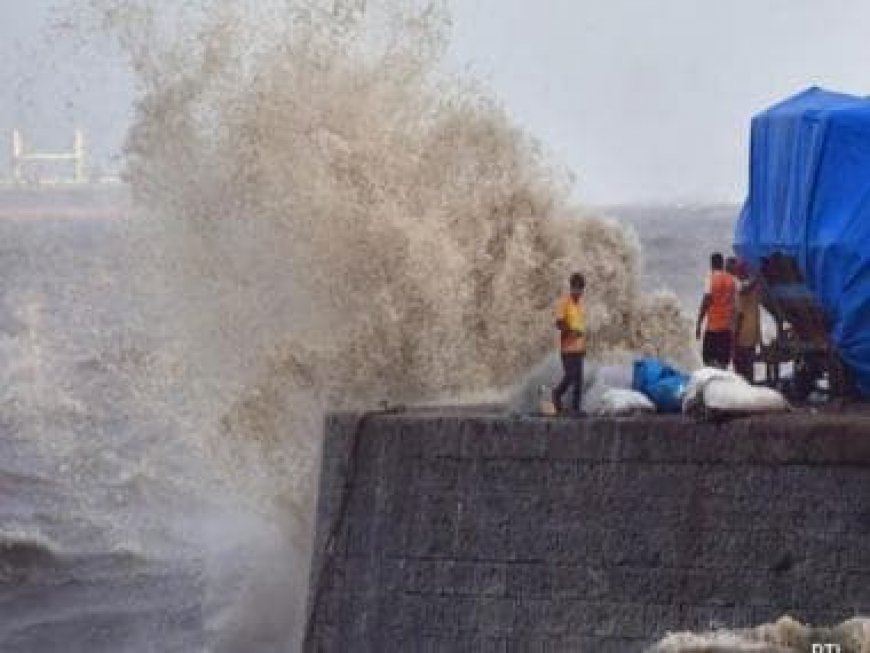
[{"x1": 52, "y1": 1, "x2": 697, "y2": 648}]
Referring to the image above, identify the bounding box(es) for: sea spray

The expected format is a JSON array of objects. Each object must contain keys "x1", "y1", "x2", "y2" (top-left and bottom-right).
[
  {"x1": 61, "y1": 0, "x2": 696, "y2": 648},
  {"x1": 652, "y1": 615, "x2": 870, "y2": 652}
]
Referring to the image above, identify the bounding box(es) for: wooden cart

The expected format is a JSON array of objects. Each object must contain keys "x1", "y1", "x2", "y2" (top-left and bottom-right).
[{"x1": 754, "y1": 252, "x2": 852, "y2": 401}]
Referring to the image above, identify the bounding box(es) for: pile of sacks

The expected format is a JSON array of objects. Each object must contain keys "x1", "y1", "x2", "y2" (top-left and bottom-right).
[
  {"x1": 508, "y1": 353, "x2": 790, "y2": 419},
  {"x1": 631, "y1": 359, "x2": 790, "y2": 419}
]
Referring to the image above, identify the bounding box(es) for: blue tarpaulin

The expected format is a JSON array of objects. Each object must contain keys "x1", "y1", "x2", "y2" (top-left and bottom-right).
[{"x1": 735, "y1": 87, "x2": 870, "y2": 396}]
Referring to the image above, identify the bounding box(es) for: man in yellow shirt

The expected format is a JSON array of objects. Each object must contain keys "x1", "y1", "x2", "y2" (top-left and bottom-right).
[{"x1": 552, "y1": 272, "x2": 587, "y2": 414}]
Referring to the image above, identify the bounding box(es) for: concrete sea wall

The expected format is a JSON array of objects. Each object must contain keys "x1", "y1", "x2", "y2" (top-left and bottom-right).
[{"x1": 305, "y1": 409, "x2": 870, "y2": 652}]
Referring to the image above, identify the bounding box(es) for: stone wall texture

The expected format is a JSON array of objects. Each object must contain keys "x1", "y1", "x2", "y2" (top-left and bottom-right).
[{"x1": 304, "y1": 410, "x2": 870, "y2": 652}]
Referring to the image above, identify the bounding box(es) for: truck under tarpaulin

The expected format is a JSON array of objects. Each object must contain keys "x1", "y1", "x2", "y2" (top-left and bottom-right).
[{"x1": 735, "y1": 87, "x2": 870, "y2": 397}]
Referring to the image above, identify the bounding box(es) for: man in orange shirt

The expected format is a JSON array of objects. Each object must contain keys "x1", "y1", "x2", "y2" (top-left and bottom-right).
[
  {"x1": 696, "y1": 252, "x2": 736, "y2": 368},
  {"x1": 552, "y1": 272, "x2": 587, "y2": 414}
]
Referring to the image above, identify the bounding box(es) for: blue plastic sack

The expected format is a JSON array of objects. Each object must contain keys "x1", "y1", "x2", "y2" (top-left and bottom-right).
[
  {"x1": 632, "y1": 358, "x2": 689, "y2": 413},
  {"x1": 645, "y1": 375, "x2": 689, "y2": 413}
]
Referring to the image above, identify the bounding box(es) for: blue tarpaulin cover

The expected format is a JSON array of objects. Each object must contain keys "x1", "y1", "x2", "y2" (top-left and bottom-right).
[{"x1": 734, "y1": 87, "x2": 870, "y2": 396}]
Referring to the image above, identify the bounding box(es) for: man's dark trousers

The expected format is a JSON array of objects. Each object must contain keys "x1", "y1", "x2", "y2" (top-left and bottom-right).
[{"x1": 553, "y1": 352, "x2": 584, "y2": 412}]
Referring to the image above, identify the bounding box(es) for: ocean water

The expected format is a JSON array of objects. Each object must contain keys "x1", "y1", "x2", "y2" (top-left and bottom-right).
[
  {"x1": 0, "y1": 194, "x2": 311, "y2": 652},
  {"x1": 608, "y1": 204, "x2": 738, "y2": 309}
]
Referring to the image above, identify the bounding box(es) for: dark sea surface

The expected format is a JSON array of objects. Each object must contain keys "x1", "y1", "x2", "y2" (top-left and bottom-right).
[{"x1": 0, "y1": 193, "x2": 211, "y2": 652}]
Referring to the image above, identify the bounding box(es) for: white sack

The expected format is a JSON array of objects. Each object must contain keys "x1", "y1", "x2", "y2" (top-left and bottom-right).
[
  {"x1": 682, "y1": 368, "x2": 743, "y2": 408},
  {"x1": 703, "y1": 381, "x2": 789, "y2": 414},
  {"x1": 591, "y1": 388, "x2": 656, "y2": 417},
  {"x1": 683, "y1": 367, "x2": 789, "y2": 418}
]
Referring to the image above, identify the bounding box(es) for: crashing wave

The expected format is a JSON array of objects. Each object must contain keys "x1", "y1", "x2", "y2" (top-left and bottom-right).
[{"x1": 63, "y1": 0, "x2": 697, "y2": 647}]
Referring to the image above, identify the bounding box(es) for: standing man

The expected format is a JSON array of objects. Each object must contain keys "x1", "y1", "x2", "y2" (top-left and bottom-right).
[
  {"x1": 553, "y1": 272, "x2": 586, "y2": 414},
  {"x1": 696, "y1": 252, "x2": 736, "y2": 368},
  {"x1": 733, "y1": 259, "x2": 762, "y2": 381},
  {"x1": 725, "y1": 256, "x2": 738, "y2": 277}
]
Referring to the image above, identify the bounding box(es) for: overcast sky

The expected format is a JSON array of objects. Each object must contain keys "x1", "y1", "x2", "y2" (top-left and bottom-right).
[{"x1": 3, "y1": 1, "x2": 870, "y2": 204}]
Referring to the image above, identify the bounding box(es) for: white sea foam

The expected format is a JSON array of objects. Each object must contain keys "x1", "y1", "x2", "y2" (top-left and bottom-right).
[{"x1": 652, "y1": 615, "x2": 870, "y2": 652}]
